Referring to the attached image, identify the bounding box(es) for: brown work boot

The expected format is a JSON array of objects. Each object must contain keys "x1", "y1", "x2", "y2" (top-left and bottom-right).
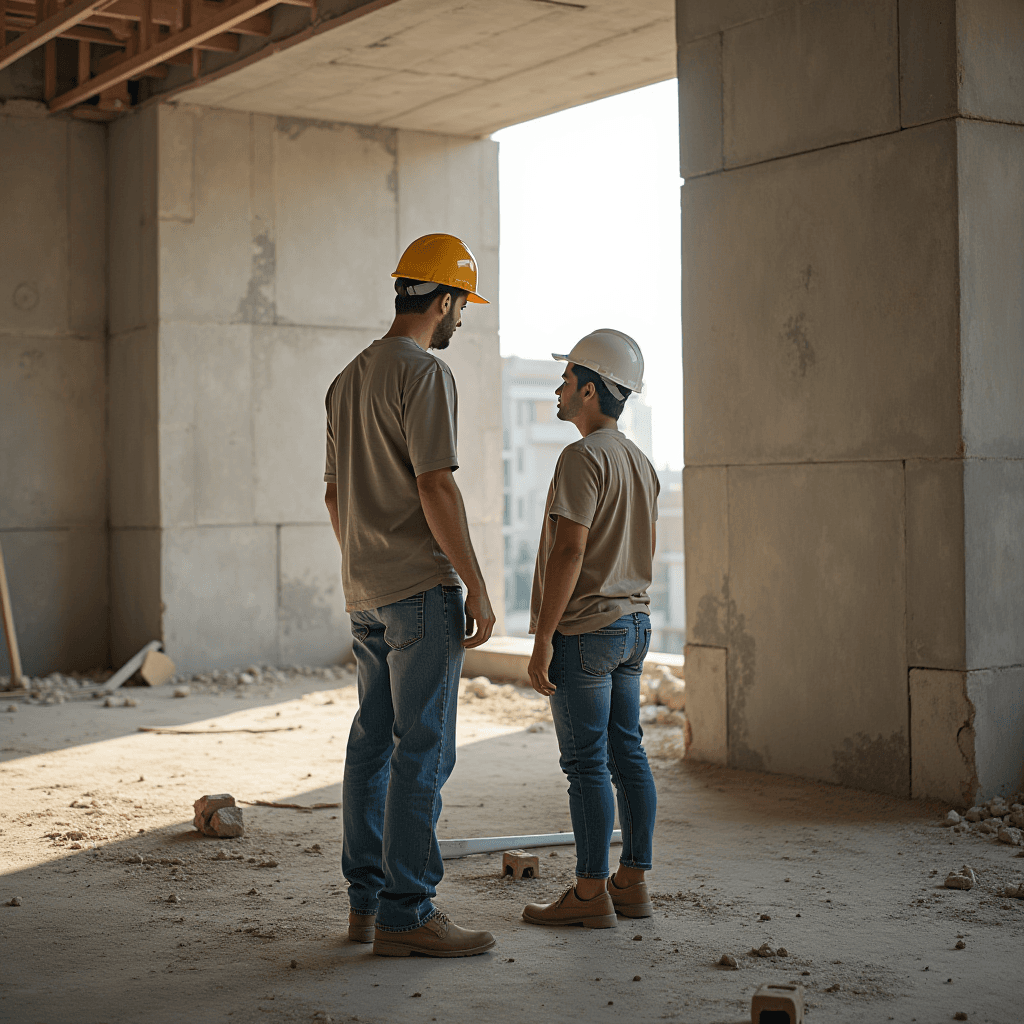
[
  {"x1": 348, "y1": 911, "x2": 376, "y2": 943},
  {"x1": 608, "y1": 875, "x2": 653, "y2": 918},
  {"x1": 522, "y1": 885, "x2": 617, "y2": 928},
  {"x1": 372, "y1": 910, "x2": 496, "y2": 958}
]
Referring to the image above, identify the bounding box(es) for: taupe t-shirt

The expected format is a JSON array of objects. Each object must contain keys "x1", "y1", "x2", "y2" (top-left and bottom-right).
[
  {"x1": 530, "y1": 428, "x2": 660, "y2": 636},
  {"x1": 324, "y1": 336, "x2": 461, "y2": 611}
]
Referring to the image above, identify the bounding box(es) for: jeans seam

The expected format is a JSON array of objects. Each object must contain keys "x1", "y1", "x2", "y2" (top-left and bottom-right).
[
  {"x1": 606, "y1": 724, "x2": 634, "y2": 868},
  {"x1": 559, "y1": 636, "x2": 593, "y2": 876}
]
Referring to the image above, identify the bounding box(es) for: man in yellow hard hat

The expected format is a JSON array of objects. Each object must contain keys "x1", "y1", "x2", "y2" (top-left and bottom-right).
[
  {"x1": 324, "y1": 233, "x2": 496, "y2": 957},
  {"x1": 520, "y1": 329, "x2": 660, "y2": 930}
]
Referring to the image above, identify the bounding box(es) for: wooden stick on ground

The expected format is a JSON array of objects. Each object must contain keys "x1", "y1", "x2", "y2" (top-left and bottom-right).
[
  {"x1": 137, "y1": 725, "x2": 301, "y2": 735},
  {"x1": 0, "y1": 540, "x2": 24, "y2": 690},
  {"x1": 240, "y1": 799, "x2": 340, "y2": 809}
]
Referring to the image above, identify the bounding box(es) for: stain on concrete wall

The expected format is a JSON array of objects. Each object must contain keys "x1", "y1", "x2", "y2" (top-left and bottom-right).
[{"x1": 832, "y1": 730, "x2": 909, "y2": 795}]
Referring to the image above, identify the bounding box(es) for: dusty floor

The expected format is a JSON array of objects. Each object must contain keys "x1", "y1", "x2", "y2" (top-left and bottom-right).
[{"x1": 1, "y1": 672, "x2": 1021, "y2": 1024}]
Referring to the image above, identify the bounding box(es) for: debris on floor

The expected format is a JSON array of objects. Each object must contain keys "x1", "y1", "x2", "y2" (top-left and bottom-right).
[
  {"x1": 944, "y1": 865, "x2": 977, "y2": 890},
  {"x1": 193, "y1": 794, "x2": 244, "y2": 838}
]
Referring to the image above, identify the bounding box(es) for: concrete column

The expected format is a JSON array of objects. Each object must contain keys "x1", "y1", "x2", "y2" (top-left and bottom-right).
[
  {"x1": 678, "y1": 0, "x2": 1024, "y2": 801},
  {"x1": 107, "y1": 105, "x2": 503, "y2": 673}
]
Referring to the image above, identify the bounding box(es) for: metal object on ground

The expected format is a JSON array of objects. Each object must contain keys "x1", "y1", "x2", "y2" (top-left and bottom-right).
[
  {"x1": 440, "y1": 829, "x2": 622, "y2": 861},
  {"x1": 107, "y1": 640, "x2": 163, "y2": 689},
  {"x1": 0, "y1": 540, "x2": 23, "y2": 690},
  {"x1": 502, "y1": 849, "x2": 540, "y2": 879},
  {"x1": 750, "y1": 982, "x2": 804, "y2": 1024}
]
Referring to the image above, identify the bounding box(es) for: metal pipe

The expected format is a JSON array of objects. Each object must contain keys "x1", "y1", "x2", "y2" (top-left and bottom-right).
[{"x1": 439, "y1": 829, "x2": 622, "y2": 860}]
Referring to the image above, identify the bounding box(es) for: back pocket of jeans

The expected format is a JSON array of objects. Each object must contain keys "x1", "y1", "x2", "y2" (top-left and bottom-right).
[
  {"x1": 383, "y1": 593, "x2": 425, "y2": 650},
  {"x1": 579, "y1": 628, "x2": 629, "y2": 676}
]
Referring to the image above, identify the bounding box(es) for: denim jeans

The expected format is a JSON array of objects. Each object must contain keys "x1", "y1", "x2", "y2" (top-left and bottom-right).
[
  {"x1": 548, "y1": 612, "x2": 657, "y2": 879},
  {"x1": 342, "y1": 584, "x2": 465, "y2": 931}
]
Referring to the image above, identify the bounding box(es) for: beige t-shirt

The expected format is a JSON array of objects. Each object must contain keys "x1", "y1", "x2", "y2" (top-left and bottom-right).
[
  {"x1": 530, "y1": 428, "x2": 660, "y2": 636},
  {"x1": 324, "y1": 336, "x2": 461, "y2": 611}
]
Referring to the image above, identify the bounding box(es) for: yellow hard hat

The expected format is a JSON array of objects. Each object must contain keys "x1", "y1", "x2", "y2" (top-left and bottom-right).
[{"x1": 392, "y1": 233, "x2": 489, "y2": 304}]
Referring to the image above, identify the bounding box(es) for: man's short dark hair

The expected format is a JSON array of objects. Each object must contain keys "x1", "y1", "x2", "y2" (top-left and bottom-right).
[
  {"x1": 572, "y1": 364, "x2": 630, "y2": 419},
  {"x1": 394, "y1": 277, "x2": 466, "y2": 315}
]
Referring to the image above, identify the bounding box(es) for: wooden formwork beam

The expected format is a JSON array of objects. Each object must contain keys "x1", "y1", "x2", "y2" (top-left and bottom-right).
[{"x1": 0, "y1": 0, "x2": 115, "y2": 72}]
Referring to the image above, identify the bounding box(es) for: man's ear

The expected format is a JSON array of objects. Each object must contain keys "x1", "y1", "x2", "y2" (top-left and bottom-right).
[
  {"x1": 580, "y1": 381, "x2": 597, "y2": 403},
  {"x1": 438, "y1": 292, "x2": 452, "y2": 316}
]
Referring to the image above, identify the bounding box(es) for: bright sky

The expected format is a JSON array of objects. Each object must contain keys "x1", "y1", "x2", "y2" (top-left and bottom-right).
[{"x1": 492, "y1": 79, "x2": 683, "y2": 470}]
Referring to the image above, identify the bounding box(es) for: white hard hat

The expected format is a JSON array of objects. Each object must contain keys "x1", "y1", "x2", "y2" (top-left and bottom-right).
[{"x1": 552, "y1": 328, "x2": 644, "y2": 398}]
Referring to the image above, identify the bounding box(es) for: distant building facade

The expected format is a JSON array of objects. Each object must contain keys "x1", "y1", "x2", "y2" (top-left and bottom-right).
[{"x1": 501, "y1": 356, "x2": 684, "y2": 652}]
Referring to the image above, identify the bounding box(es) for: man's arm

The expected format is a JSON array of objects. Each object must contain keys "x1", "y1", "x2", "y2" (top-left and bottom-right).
[
  {"x1": 416, "y1": 468, "x2": 496, "y2": 649},
  {"x1": 652, "y1": 521, "x2": 657, "y2": 560},
  {"x1": 325, "y1": 483, "x2": 341, "y2": 546},
  {"x1": 527, "y1": 516, "x2": 590, "y2": 696}
]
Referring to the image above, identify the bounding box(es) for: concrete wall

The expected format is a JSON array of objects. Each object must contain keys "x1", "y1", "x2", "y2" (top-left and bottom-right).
[
  {"x1": 107, "y1": 104, "x2": 503, "y2": 673},
  {"x1": 679, "y1": 0, "x2": 1024, "y2": 801},
  {"x1": 0, "y1": 104, "x2": 108, "y2": 677}
]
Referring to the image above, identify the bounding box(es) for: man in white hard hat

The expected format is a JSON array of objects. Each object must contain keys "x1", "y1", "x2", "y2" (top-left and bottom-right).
[
  {"x1": 324, "y1": 233, "x2": 496, "y2": 957},
  {"x1": 521, "y1": 329, "x2": 660, "y2": 930}
]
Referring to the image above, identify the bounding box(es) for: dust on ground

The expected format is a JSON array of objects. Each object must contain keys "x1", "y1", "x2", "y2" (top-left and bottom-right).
[{"x1": 1, "y1": 668, "x2": 1020, "y2": 1024}]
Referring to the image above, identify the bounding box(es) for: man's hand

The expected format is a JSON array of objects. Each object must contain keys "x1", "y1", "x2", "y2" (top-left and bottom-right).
[
  {"x1": 528, "y1": 635, "x2": 556, "y2": 696},
  {"x1": 463, "y1": 589, "x2": 496, "y2": 649}
]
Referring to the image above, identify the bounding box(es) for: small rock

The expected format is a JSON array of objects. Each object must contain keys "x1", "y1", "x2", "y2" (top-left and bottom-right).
[
  {"x1": 526, "y1": 722, "x2": 546, "y2": 733},
  {"x1": 632, "y1": 975, "x2": 642, "y2": 982},
  {"x1": 943, "y1": 810, "x2": 961, "y2": 826},
  {"x1": 777, "y1": 947, "x2": 789, "y2": 957},
  {"x1": 240, "y1": 673, "x2": 256, "y2": 685},
  {"x1": 5, "y1": 897, "x2": 22, "y2": 907},
  {"x1": 103, "y1": 696, "x2": 115, "y2": 707},
  {"x1": 464, "y1": 676, "x2": 496, "y2": 699},
  {"x1": 718, "y1": 954, "x2": 737, "y2": 969},
  {"x1": 213, "y1": 850, "x2": 229, "y2": 861},
  {"x1": 289, "y1": 960, "x2": 297, "y2": 969},
  {"x1": 978, "y1": 821, "x2": 999, "y2": 835},
  {"x1": 954, "y1": 1013, "x2": 968, "y2": 1021},
  {"x1": 655, "y1": 670, "x2": 686, "y2": 711},
  {"x1": 1004, "y1": 882, "x2": 1024, "y2": 899},
  {"x1": 633, "y1": 934, "x2": 643, "y2": 941},
  {"x1": 209, "y1": 806, "x2": 244, "y2": 838},
  {"x1": 123, "y1": 697, "x2": 137, "y2": 708},
  {"x1": 997, "y1": 826, "x2": 1023, "y2": 847},
  {"x1": 750, "y1": 942, "x2": 776, "y2": 958},
  {"x1": 955, "y1": 939, "x2": 966, "y2": 949},
  {"x1": 944, "y1": 865, "x2": 977, "y2": 890},
  {"x1": 5, "y1": 705, "x2": 16, "y2": 713},
  {"x1": 759, "y1": 913, "x2": 771, "y2": 921},
  {"x1": 167, "y1": 894, "x2": 179, "y2": 903},
  {"x1": 258, "y1": 859, "x2": 278, "y2": 868},
  {"x1": 964, "y1": 806, "x2": 985, "y2": 823},
  {"x1": 192, "y1": 794, "x2": 238, "y2": 836},
  {"x1": 173, "y1": 686, "x2": 190, "y2": 698}
]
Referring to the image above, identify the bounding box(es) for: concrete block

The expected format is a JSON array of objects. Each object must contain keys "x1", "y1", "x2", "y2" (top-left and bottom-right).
[
  {"x1": 723, "y1": 0, "x2": 898, "y2": 167},
  {"x1": 964, "y1": 458, "x2": 1024, "y2": 669},
  {"x1": 682, "y1": 122, "x2": 960, "y2": 466},
  {"x1": 157, "y1": 104, "x2": 195, "y2": 222},
  {"x1": 107, "y1": 327, "x2": 159, "y2": 529},
  {"x1": 958, "y1": 120, "x2": 1024, "y2": 459},
  {"x1": 967, "y1": 666, "x2": 1024, "y2": 802},
  {"x1": 67, "y1": 121, "x2": 107, "y2": 337},
  {"x1": 0, "y1": 335, "x2": 106, "y2": 529},
  {"x1": 158, "y1": 321, "x2": 255, "y2": 526},
  {"x1": 161, "y1": 525, "x2": 278, "y2": 672},
  {"x1": 905, "y1": 459, "x2": 966, "y2": 669},
  {"x1": 898, "y1": 0, "x2": 958, "y2": 127},
  {"x1": 502, "y1": 850, "x2": 540, "y2": 880},
  {"x1": 958, "y1": 0, "x2": 1024, "y2": 125},
  {"x1": 158, "y1": 107, "x2": 252, "y2": 324},
  {"x1": 683, "y1": 644, "x2": 727, "y2": 764},
  {"x1": 683, "y1": 466, "x2": 728, "y2": 646},
  {"x1": 108, "y1": 109, "x2": 158, "y2": 336},
  {"x1": 277, "y1": 524, "x2": 352, "y2": 666},
  {"x1": 677, "y1": 33, "x2": 723, "y2": 178},
  {"x1": 109, "y1": 527, "x2": 162, "y2": 667},
  {"x1": 274, "y1": 119, "x2": 396, "y2": 330},
  {"x1": 251, "y1": 324, "x2": 366, "y2": 524},
  {"x1": 727, "y1": 463, "x2": 908, "y2": 794},
  {"x1": 139, "y1": 649, "x2": 176, "y2": 686},
  {"x1": 0, "y1": 528, "x2": 108, "y2": 676},
  {"x1": 910, "y1": 669, "x2": 976, "y2": 805}
]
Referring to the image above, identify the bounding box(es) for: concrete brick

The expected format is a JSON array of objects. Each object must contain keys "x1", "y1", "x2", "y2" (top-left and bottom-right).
[
  {"x1": 683, "y1": 644, "x2": 728, "y2": 764},
  {"x1": 251, "y1": 324, "x2": 366, "y2": 524},
  {"x1": 0, "y1": 335, "x2": 106, "y2": 529},
  {"x1": 726, "y1": 463, "x2": 908, "y2": 794},
  {"x1": 0, "y1": 528, "x2": 108, "y2": 676},
  {"x1": 158, "y1": 107, "x2": 252, "y2": 325},
  {"x1": 157, "y1": 105, "x2": 195, "y2": 222},
  {"x1": 109, "y1": 528, "x2": 162, "y2": 666},
  {"x1": 108, "y1": 109, "x2": 158, "y2": 336},
  {"x1": 67, "y1": 121, "x2": 107, "y2": 337},
  {"x1": 967, "y1": 666, "x2": 1024, "y2": 801},
  {"x1": 898, "y1": 0, "x2": 958, "y2": 127},
  {"x1": 723, "y1": 0, "x2": 899, "y2": 168},
  {"x1": 958, "y1": 0, "x2": 1024, "y2": 126},
  {"x1": 683, "y1": 466, "x2": 728, "y2": 646},
  {"x1": 677, "y1": 33, "x2": 723, "y2": 178},
  {"x1": 108, "y1": 327, "x2": 159, "y2": 529},
  {"x1": 161, "y1": 526, "x2": 277, "y2": 672},
  {"x1": 905, "y1": 459, "x2": 966, "y2": 670},
  {"x1": 277, "y1": 524, "x2": 351, "y2": 665},
  {"x1": 158, "y1": 321, "x2": 255, "y2": 526},
  {"x1": 910, "y1": 668, "x2": 976, "y2": 805},
  {"x1": 682, "y1": 122, "x2": 960, "y2": 466},
  {"x1": 958, "y1": 120, "x2": 1024, "y2": 459},
  {"x1": 274, "y1": 119, "x2": 396, "y2": 329},
  {"x1": 964, "y1": 458, "x2": 1024, "y2": 669}
]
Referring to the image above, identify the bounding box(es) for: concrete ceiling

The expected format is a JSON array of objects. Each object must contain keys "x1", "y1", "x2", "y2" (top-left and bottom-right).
[{"x1": 176, "y1": 0, "x2": 676, "y2": 136}]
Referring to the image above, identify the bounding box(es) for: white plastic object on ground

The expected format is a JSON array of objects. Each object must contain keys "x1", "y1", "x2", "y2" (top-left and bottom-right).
[{"x1": 439, "y1": 830, "x2": 622, "y2": 860}]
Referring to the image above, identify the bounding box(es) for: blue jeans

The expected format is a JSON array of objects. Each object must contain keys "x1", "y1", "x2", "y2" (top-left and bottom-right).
[
  {"x1": 549, "y1": 612, "x2": 657, "y2": 879},
  {"x1": 342, "y1": 584, "x2": 465, "y2": 931}
]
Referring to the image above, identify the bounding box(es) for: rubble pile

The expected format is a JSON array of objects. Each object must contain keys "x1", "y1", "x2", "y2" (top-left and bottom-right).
[
  {"x1": 640, "y1": 664, "x2": 685, "y2": 711},
  {"x1": 944, "y1": 793, "x2": 1024, "y2": 845}
]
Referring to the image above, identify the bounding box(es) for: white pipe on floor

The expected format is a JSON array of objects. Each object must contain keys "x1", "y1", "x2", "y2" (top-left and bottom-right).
[{"x1": 439, "y1": 829, "x2": 622, "y2": 860}]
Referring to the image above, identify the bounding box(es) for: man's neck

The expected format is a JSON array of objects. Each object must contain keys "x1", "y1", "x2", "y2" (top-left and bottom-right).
[
  {"x1": 382, "y1": 315, "x2": 434, "y2": 351},
  {"x1": 574, "y1": 414, "x2": 619, "y2": 438}
]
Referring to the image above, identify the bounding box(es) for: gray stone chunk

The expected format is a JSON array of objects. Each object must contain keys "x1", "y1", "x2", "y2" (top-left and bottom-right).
[
  {"x1": 208, "y1": 805, "x2": 245, "y2": 838},
  {"x1": 193, "y1": 793, "x2": 237, "y2": 836}
]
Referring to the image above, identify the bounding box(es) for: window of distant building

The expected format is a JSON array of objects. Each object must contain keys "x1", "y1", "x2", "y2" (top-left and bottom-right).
[
  {"x1": 516, "y1": 449, "x2": 524, "y2": 473},
  {"x1": 503, "y1": 458, "x2": 511, "y2": 488},
  {"x1": 503, "y1": 494, "x2": 511, "y2": 526},
  {"x1": 517, "y1": 497, "x2": 524, "y2": 521}
]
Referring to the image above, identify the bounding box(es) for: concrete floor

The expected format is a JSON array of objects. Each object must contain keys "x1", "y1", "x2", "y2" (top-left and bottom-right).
[{"x1": 1, "y1": 677, "x2": 1020, "y2": 1024}]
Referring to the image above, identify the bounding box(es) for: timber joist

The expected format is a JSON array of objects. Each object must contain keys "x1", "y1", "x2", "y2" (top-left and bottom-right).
[{"x1": 0, "y1": 0, "x2": 314, "y2": 114}]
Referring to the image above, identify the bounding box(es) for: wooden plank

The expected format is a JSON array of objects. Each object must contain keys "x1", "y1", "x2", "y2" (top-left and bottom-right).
[
  {"x1": 43, "y1": 36, "x2": 56, "y2": 99},
  {"x1": 0, "y1": 0, "x2": 114, "y2": 72},
  {"x1": 49, "y1": 0, "x2": 275, "y2": 108},
  {"x1": 0, "y1": 540, "x2": 24, "y2": 690},
  {"x1": 78, "y1": 38, "x2": 90, "y2": 80}
]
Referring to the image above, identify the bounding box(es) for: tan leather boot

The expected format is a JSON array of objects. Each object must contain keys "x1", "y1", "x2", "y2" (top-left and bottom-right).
[
  {"x1": 348, "y1": 911, "x2": 376, "y2": 943},
  {"x1": 608, "y1": 875, "x2": 653, "y2": 918},
  {"x1": 522, "y1": 885, "x2": 617, "y2": 928},
  {"x1": 372, "y1": 910, "x2": 496, "y2": 957}
]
